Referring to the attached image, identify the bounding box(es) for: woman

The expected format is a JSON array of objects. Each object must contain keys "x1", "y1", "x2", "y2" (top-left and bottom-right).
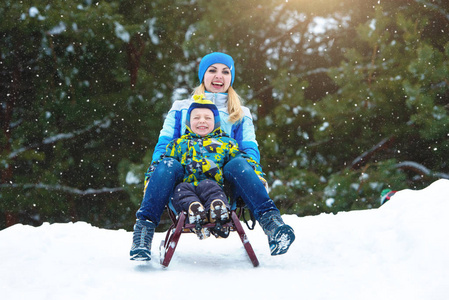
[{"x1": 130, "y1": 52, "x2": 295, "y2": 261}]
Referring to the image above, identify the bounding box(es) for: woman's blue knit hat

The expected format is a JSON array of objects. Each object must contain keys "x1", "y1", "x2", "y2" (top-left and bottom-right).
[
  {"x1": 198, "y1": 52, "x2": 235, "y2": 86},
  {"x1": 186, "y1": 95, "x2": 221, "y2": 134}
]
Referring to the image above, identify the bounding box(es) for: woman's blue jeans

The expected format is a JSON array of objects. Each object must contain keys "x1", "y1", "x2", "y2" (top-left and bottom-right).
[
  {"x1": 223, "y1": 157, "x2": 279, "y2": 220},
  {"x1": 136, "y1": 157, "x2": 278, "y2": 225},
  {"x1": 136, "y1": 158, "x2": 184, "y2": 225}
]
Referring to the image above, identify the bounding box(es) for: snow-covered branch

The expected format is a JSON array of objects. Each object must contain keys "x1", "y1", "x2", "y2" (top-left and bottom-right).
[
  {"x1": 1, "y1": 183, "x2": 125, "y2": 196},
  {"x1": 414, "y1": 0, "x2": 449, "y2": 22},
  {"x1": 8, "y1": 114, "x2": 113, "y2": 159},
  {"x1": 350, "y1": 139, "x2": 449, "y2": 180},
  {"x1": 395, "y1": 161, "x2": 449, "y2": 180}
]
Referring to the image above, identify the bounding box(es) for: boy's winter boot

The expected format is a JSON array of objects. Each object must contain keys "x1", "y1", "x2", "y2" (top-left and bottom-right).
[
  {"x1": 130, "y1": 219, "x2": 156, "y2": 261},
  {"x1": 209, "y1": 199, "x2": 230, "y2": 238},
  {"x1": 258, "y1": 210, "x2": 295, "y2": 256},
  {"x1": 188, "y1": 202, "x2": 210, "y2": 240}
]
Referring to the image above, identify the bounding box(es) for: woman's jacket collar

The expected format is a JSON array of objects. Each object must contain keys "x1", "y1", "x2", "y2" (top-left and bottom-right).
[{"x1": 201, "y1": 92, "x2": 228, "y2": 109}]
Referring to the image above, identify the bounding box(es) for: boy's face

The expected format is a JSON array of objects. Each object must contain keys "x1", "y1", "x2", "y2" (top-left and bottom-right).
[{"x1": 190, "y1": 108, "x2": 214, "y2": 137}]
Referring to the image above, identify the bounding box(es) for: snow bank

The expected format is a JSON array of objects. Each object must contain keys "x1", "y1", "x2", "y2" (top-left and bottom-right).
[{"x1": 1, "y1": 179, "x2": 448, "y2": 300}]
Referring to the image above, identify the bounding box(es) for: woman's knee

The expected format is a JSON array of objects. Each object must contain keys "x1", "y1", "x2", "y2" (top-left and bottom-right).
[
  {"x1": 155, "y1": 157, "x2": 183, "y2": 175},
  {"x1": 224, "y1": 157, "x2": 252, "y2": 174}
]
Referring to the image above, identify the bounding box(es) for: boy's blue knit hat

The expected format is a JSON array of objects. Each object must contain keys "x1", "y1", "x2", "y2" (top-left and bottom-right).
[
  {"x1": 198, "y1": 52, "x2": 235, "y2": 86},
  {"x1": 186, "y1": 95, "x2": 221, "y2": 133}
]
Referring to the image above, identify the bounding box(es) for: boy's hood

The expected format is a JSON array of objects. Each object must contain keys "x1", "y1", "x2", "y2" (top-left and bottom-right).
[{"x1": 185, "y1": 95, "x2": 222, "y2": 136}]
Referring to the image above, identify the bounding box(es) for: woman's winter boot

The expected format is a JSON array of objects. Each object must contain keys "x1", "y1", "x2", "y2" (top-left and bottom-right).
[
  {"x1": 258, "y1": 210, "x2": 295, "y2": 256},
  {"x1": 130, "y1": 219, "x2": 156, "y2": 261}
]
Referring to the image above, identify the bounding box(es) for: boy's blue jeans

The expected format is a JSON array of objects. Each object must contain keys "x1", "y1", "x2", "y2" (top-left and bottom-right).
[{"x1": 136, "y1": 157, "x2": 279, "y2": 226}]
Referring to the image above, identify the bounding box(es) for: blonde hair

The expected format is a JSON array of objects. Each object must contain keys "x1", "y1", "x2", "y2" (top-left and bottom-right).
[{"x1": 193, "y1": 84, "x2": 244, "y2": 123}]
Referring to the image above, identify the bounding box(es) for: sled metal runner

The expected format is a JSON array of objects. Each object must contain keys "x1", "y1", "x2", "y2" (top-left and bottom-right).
[{"x1": 159, "y1": 206, "x2": 259, "y2": 268}]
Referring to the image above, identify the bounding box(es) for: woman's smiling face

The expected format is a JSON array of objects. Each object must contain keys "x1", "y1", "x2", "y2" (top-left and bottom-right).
[{"x1": 203, "y1": 63, "x2": 232, "y2": 93}]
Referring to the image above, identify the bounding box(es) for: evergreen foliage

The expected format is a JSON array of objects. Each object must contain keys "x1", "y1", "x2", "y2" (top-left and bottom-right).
[{"x1": 1, "y1": 0, "x2": 448, "y2": 230}]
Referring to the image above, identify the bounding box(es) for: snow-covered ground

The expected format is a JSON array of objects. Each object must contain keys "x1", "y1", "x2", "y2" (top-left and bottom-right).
[{"x1": 1, "y1": 179, "x2": 448, "y2": 300}]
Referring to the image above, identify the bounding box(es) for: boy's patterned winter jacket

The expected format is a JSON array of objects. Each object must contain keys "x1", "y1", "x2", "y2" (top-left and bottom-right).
[{"x1": 152, "y1": 127, "x2": 263, "y2": 187}]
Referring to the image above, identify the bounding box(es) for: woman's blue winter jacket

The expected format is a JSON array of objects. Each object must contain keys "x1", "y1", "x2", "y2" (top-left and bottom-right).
[{"x1": 151, "y1": 92, "x2": 260, "y2": 164}]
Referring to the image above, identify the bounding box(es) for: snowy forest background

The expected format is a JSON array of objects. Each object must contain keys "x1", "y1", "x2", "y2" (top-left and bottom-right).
[{"x1": 1, "y1": 0, "x2": 448, "y2": 231}]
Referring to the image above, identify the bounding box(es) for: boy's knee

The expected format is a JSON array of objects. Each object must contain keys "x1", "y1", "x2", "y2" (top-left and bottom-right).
[
  {"x1": 199, "y1": 179, "x2": 219, "y2": 188},
  {"x1": 176, "y1": 182, "x2": 194, "y2": 192}
]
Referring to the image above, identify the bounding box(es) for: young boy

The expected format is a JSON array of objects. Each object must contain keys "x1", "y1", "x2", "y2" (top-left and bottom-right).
[{"x1": 154, "y1": 96, "x2": 264, "y2": 239}]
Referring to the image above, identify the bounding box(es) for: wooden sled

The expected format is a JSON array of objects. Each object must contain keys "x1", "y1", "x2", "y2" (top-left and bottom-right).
[{"x1": 159, "y1": 202, "x2": 259, "y2": 268}]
